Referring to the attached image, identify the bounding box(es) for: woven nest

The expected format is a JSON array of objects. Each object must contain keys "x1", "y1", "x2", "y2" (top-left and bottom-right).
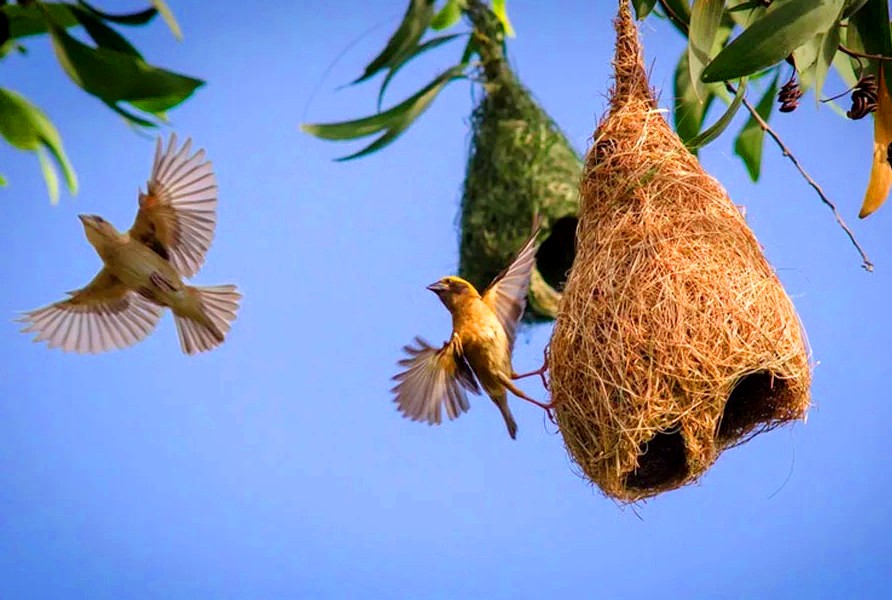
[
  {"x1": 458, "y1": 10, "x2": 581, "y2": 322},
  {"x1": 548, "y1": 1, "x2": 812, "y2": 502}
]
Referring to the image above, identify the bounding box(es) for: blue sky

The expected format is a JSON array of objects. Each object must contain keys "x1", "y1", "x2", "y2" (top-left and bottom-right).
[{"x1": 1, "y1": 1, "x2": 891, "y2": 598}]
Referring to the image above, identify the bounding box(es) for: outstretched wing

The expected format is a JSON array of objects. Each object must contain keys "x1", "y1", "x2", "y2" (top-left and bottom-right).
[
  {"x1": 481, "y1": 227, "x2": 540, "y2": 351},
  {"x1": 18, "y1": 268, "x2": 164, "y2": 353},
  {"x1": 392, "y1": 335, "x2": 481, "y2": 425},
  {"x1": 128, "y1": 134, "x2": 218, "y2": 278}
]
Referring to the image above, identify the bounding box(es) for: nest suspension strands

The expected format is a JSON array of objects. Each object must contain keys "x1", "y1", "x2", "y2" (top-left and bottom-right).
[
  {"x1": 459, "y1": 4, "x2": 581, "y2": 322},
  {"x1": 548, "y1": 1, "x2": 811, "y2": 502}
]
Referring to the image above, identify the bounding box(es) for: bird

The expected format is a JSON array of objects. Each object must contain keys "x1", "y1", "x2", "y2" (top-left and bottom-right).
[
  {"x1": 18, "y1": 133, "x2": 241, "y2": 355},
  {"x1": 392, "y1": 225, "x2": 552, "y2": 439}
]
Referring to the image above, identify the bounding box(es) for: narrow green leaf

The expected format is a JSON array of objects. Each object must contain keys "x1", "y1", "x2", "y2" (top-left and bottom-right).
[
  {"x1": 102, "y1": 99, "x2": 159, "y2": 128},
  {"x1": 0, "y1": 88, "x2": 78, "y2": 200},
  {"x1": 791, "y1": 34, "x2": 822, "y2": 90},
  {"x1": 727, "y1": 0, "x2": 767, "y2": 28},
  {"x1": 354, "y1": 0, "x2": 436, "y2": 84},
  {"x1": 377, "y1": 33, "x2": 462, "y2": 109},
  {"x1": 702, "y1": 0, "x2": 845, "y2": 83},
  {"x1": 151, "y1": 0, "x2": 182, "y2": 40},
  {"x1": 37, "y1": 148, "x2": 60, "y2": 204},
  {"x1": 688, "y1": 0, "x2": 725, "y2": 99},
  {"x1": 2, "y1": 2, "x2": 77, "y2": 38},
  {"x1": 0, "y1": 174, "x2": 7, "y2": 187},
  {"x1": 76, "y1": 1, "x2": 157, "y2": 26},
  {"x1": 47, "y1": 21, "x2": 203, "y2": 116},
  {"x1": 304, "y1": 66, "x2": 464, "y2": 144},
  {"x1": 734, "y1": 73, "x2": 778, "y2": 180},
  {"x1": 460, "y1": 33, "x2": 479, "y2": 63},
  {"x1": 339, "y1": 66, "x2": 465, "y2": 160},
  {"x1": 632, "y1": 0, "x2": 658, "y2": 19},
  {"x1": 832, "y1": 44, "x2": 858, "y2": 88},
  {"x1": 492, "y1": 0, "x2": 515, "y2": 37},
  {"x1": 674, "y1": 49, "x2": 716, "y2": 146},
  {"x1": 72, "y1": 6, "x2": 142, "y2": 57},
  {"x1": 849, "y1": 0, "x2": 892, "y2": 96},
  {"x1": 659, "y1": 0, "x2": 692, "y2": 34},
  {"x1": 686, "y1": 78, "x2": 748, "y2": 150},
  {"x1": 431, "y1": 0, "x2": 463, "y2": 30},
  {"x1": 842, "y1": 0, "x2": 869, "y2": 19},
  {"x1": 814, "y1": 21, "x2": 843, "y2": 104}
]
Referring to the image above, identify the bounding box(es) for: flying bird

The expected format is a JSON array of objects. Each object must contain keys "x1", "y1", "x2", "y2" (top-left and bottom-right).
[
  {"x1": 392, "y1": 225, "x2": 552, "y2": 439},
  {"x1": 18, "y1": 134, "x2": 241, "y2": 355}
]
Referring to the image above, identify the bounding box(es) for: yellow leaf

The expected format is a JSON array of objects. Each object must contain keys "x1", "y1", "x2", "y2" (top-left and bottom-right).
[
  {"x1": 492, "y1": 0, "x2": 515, "y2": 38},
  {"x1": 860, "y1": 69, "x2": 892, "y2": 218}
]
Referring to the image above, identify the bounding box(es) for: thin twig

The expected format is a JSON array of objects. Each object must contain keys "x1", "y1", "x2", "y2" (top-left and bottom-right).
[
  {"x1": 838, "y1": 44, "x2": 892, "y2": 63},
  {"x1": 725, "y1": 82, "x2": 874, "y2": 272},
  {"x1": 654, "y1": 0, "x2": 873, "y2": 271}
]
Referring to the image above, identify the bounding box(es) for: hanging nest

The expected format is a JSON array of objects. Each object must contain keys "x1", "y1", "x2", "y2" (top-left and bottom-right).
[
  {"x1": 459, "y1": 5, "x2": 581, "y2": 321},
  {"x1": 548, "y1": 1, "x2": 812, "y2": 502}
]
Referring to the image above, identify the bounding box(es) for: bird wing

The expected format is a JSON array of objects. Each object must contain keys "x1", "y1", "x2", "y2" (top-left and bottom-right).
[
  {"x1": 18, "y1": 268, "x2": 164, "y2": 354},
  {"x1": 128, "y1": 134, "x2": 217, "y2": 278},
  {"x1": 481, "y1": 227, "x2": 539, "y2": 350},
  {"x1": 392, "y1": 334, "x2": 481, "y2": 425}
]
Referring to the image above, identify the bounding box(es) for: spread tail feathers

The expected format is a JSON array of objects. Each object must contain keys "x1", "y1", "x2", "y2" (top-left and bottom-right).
[{"x1": 174, "y1": 284, "x2": 241, "y2": 355}]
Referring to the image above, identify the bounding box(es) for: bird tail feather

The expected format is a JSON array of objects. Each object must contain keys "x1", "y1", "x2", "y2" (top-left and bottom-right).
[{"x1": 174, "y1": 284, "x2": 241, "y2": 355}]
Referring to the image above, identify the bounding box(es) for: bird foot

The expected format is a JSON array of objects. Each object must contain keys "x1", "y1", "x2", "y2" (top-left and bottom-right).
[{"x1": 512, "y1": 346, "x2": 551, "y2": 391}]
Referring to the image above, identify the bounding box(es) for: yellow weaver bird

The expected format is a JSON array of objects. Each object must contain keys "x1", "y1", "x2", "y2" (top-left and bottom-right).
[
  {"x1": 18, "y1": 134, "x2": 241, "y2": 355},
  {"x1": 392, "y1": 226, "x2": 551, "y2": 439}
]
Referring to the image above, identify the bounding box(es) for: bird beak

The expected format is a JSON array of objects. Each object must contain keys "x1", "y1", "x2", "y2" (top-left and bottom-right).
[
  {"x1": 426, "y1": 281, "x2": 448, "y2": 294},
  {"x1": 78, "y1": 214, "x2": 91, "y2": 226}
]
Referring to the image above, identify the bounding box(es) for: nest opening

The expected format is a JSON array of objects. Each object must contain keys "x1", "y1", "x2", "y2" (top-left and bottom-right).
[
  {"x1": 716, "y1": 371, "x2": 794, "y2": 444},
  {"x1": 625, "y1": 428, "x2": 689, "y2": 491},
  {"x1": 535, "y1": 216, "x2": 578, "y2": 291}
]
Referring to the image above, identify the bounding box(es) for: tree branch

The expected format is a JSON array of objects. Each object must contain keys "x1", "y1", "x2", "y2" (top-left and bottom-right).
[{"x1": 725, "y1": 82, "x2": 874, "y2": 272}]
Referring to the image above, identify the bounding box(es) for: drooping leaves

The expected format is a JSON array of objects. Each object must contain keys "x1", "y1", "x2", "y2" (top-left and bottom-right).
[
  {"x1": 734, "y1": 72, "x2": 779, "y2": 180},
  {"x1": 701, "y1": 0, "x2": 846, "y2": 83},
  {"x1": 303, "y1": 66, "x2": 466, "y2": 161},
  {"x1": 685, "y1": 78, "x2": 748, "y2": 150},
  {"x1": 688, "y1": 0, "x2": 725, "y2": 100},
  {"x1": 353, "y1": 0, "x2": 436, "y2": 85},
  {"x1": 0, "y1": 88, "x2": 77, "y2": 203}
]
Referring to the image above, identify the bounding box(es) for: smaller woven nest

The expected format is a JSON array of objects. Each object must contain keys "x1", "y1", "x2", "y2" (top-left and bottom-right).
[
  {"x1": 549, "y1": 1, "x2": 811, "y2": 502},
  {"x1": 459, "y1": 14, "x2": 581, "y2": 322}
]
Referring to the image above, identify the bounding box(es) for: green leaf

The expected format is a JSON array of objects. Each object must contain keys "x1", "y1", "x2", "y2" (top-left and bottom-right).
[
  {"x1": 632, "y1": 0, "x2": 658, "y2": 20},
  {"x1": 842, "y1": 0, "x2": 869, "y2": 19},
  {"x1": 0, "y1": 174, "x2": 7, "y2": 187},
  {"x1": 832, "y1": 43, "x2": 858, "y2": 88},
  {"x1": 37, "y1": 148, "x2": 60, "y2": 204},
  {"x1": 76, "y1": 1, "x2": 157, "y2": 26},
  {"x1": 151, "y1": 0, "x2": 182, "y2": 40},
  {"x1": 791, "y1": 34, "x2": 821, "y2": 89},
  {"x1": 2, "y1": 2, "x2": 77, "y2": 38},
  {"x1": 849, "y1": 0, "x2": 892, "y2": 96},
  {"x1": 460, "y1": 33, "x2": 479, "y2": 63},
  {"x1": 492, "y1": 0, "x2": 515, "y2": 37},
  {"x1": 702, "y1": 0, "x2": 845, "y2": 83},
  {"x1": 431, "y1": 0, "x2": 463, "y2": 30},
  {"x1": 302, "y1": 66, "x2": 465, "y2": 159},
  {"x1": 354, "y1": 0, "x2": 436, "y2": 85},
  {"x1": 72, "y1": 6, "x2": 142, "y2": 58},
  {"x1": 674, "y1": 49, "x2": 716, "y2": 146},
  {"x1": 47, "y1": 21, "x2": 203, "y2": 119},
  {"x1": 377, "y1": 33, "x2": 462, "y2": 109},
  {"x1": 686, "y1": 78, "x2": 748, "y2": 150},
  {"x1": 688, "y1": 0, "x2": 725, "y2": 99},
  {"x1": 813, "y1": 20, "x2": 843, "y2": 104},
  {"x1": 727, "y1": 0, "x2": 767, "y2": 27},
  {"x1": 659, "y1": 0, "x2": 692, "y2": 34},
  {"x1": 0, "y1": 88, "x2": 78, "y2": 202},
  {"x1": 734, "y1": 73, "x2": 778, "y2": 180}
]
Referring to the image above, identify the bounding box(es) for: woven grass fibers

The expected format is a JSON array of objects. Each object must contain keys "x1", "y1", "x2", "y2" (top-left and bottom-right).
[
  {"x1": 548, "y1": 1, "x2": 811, "y2": 502},
  {"x1": 459, "y1": 43, "x2": 581, "y2": 322}
]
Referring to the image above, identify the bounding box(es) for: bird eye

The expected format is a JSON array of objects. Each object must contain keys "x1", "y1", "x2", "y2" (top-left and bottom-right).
[{"x1": 95, "y1": 216, "x2": 105, "y2": 223}]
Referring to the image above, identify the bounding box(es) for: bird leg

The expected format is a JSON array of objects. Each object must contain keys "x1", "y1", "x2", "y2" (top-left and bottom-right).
[
  {"x1": 500, "y1": 374, "x2": 557, "y2": 424},
  {"x1": 512, "y1": 346, "x2": 550, "y2": 391}
]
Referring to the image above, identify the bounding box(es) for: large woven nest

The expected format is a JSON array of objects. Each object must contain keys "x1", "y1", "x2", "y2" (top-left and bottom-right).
[
  {"x1": 548, "y1": 1, "x2": 812, "y2": 502},
  {"x1": 459, "y1": 7, "x2": 581, "y2": 322}
]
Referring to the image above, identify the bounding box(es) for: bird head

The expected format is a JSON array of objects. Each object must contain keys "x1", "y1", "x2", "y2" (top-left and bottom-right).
[
  {"x1": 427, "y1": 276, "x2": 478, "y2": 311},
  {"x1": 78, "y1": 214, "x2": 118, "y2": 248}
]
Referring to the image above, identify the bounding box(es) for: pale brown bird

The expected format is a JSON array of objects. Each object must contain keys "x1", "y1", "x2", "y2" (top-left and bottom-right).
[
  {"x1": 18, "y1": 134, "x2": 241, "y2": 355},
  {"x1": 392, "y1": 227, "x2": 551, "y2": 439}
]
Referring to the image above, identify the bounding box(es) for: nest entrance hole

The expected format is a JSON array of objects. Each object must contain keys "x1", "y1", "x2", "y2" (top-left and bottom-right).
[
  {"x1": 625, "y1": 428, "x2": 689, "y2": 491},
  {"x1": 717, "y1": 371, "x2": 792, "y2": 444},
  {"x1": 536, "y1": 216, "x2": 578, "y2": 291}
]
